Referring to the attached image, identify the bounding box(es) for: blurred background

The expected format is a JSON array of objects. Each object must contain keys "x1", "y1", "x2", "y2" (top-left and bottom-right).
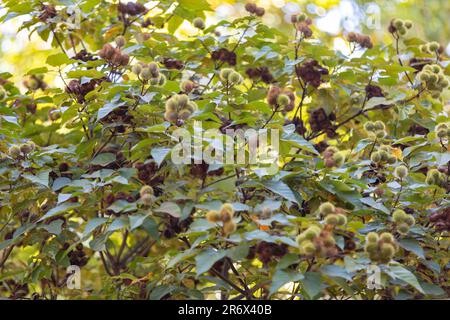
[{"x1": 1, "y1": 0, "x2": 449, "y2": 86}]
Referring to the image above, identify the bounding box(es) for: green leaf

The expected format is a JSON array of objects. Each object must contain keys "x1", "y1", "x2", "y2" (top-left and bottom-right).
[
  {"x1": 39, "y1": 202, "x2": 81, "y2": 221},
  {"x1": 386, "y1": 264, "x2": 424, "y2": 294},
  {"x1": 155, "y1": 202, "x2": 181, "y2": 218},
  {"x1": 91, "y1": 153, "x2": 116, "y2": 166},
  {"x1": 83, "y1": 218, "x2": 108, "y2": 238},
  {"x1": 360, "y1": 197, "x2": 390, "y2": 214},
  {"x1": 195, "y1": 249, "x2": 226, "y2": 276},
  {"x1": 151, "y1": 147, "x2": 171, "y2": 167},
  {"x1": 23, "y1": 169, "x2": 51, "y2": 188},
  {"x1": 269, "y1": 269, "x2": 303, "y2": 296},
  {"x1": 261, "y1": 180, "x2": 299, "y2": 204},
  {"x1": 398, "y1": 239, "x2": 425, "y2": 259},
  {"x1": 46, "y1": 53, "x2": 71, "y2": 67},
  {"x1": 301, "y1": 272, "x2": 323, "y2": 299}
]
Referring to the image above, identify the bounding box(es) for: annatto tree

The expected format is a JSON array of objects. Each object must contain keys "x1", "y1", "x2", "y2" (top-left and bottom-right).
[{"x1": 0, "y1": 1, "x2": 449, "y2": 300}]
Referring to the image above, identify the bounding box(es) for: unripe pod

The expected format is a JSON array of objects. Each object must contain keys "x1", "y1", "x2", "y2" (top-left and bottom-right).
[
  {"x1": 436, "y1": 129, "x2": 447, "y2": 139},
  {"x1": 319, "y1": 202, "x2": 335, "y2": 215},
  {"x1": 164, "y1": 111, "x2": 178, "y2": 122},
  {"x1": 394, "y1": 165, "x2": 408, "y2": 179},
  {"x1": 8, "y1": 145, "x2": 21, "y2": 158},
  {"x1": 178, "y1": 109, "x2": 192, "y2": 120},
  {"x1": 254, "y1": 7, "x2": 265, "y2": 17},
  {"x1": 371, "y1": 152, "x2": 381, "y2": 163},
  {"x1": 220, "y1": 203, "x2": 234, "y2": 221},
  {"x1": 374, "y1": 120, "x2": 385, "y2": 131},
  {"x1": 364, "y1": 121, "x2": 375, "y2": 132},
  {"x1": 223, "y1": 220, "x2": 237, "y2": 235},
  {"x1": 380, "y1": 232, "x2": 394, "y2": 243},
  {"x1": 336, "y1": 214, "x2": 347, "y2": 226},
  {"x1": 20, "y1": 143, "x2": 33, "y2": 154},
  {"x1": 397, "y1": 223, "x2": 410, "y2": 235},
  {"x1": 325, "y1": 214, "x2": 339, "y2": 225},
  {"x1": 375, "y1": 130, "x2": 387, "y2": 139},
  {"x1": 219, "y1": 68, "x2": 233, "y2": 82},
  {"x1": 365, "y1": 242, "x2": 378, "y2": 253},
  {"x1": 193, "y1": 17, "x2": 205, "y2": 30},
  {"x1": 367, "y1": 232, "x2": 379, "y2": 243},
  {"x1": 115, "y1": 36, "x2": 126, "y2": 48},
  {"x1": 180, "y1": 80, "x2": 195, "y2": 93},
  {"x1": 228, "y1": 71, "x2": 242, "y2": 85},
  {"x1": 141, "y1": 193, "x2": 153, "y2": 206},
  {"x1": 404, "y1": 20, "x2": 413, "y2": 29},
  {"x1": 380, "y1": 243, "x2": 395, "y2": 258},
  {"x1": 404, "y1": 215, "x2": 415, "y2": 226},
  {"x1": 428, "y1": 42, "x2": 439, "y2": 52},
  {"x1": 139, "y1": 185, "x2": 154, "y2": 197},
  {"x1": 393, "y1": 209, "x2": 406, "y2": 223},
  {"x1": 140, "y1": 68, "x2": 152, "y2": 80},
  {"x1": 276, "y1": 94, "x2": 290, "y2": 107},
  {"x1": 333, "y1": 152, "x2": 345, "y2": 167},
  {"x1": 206, "y1": 210, "x2": 221, "y2": 223},
  {"x1": 300, "y1": 240, "x2": 316, "y2": 255}
]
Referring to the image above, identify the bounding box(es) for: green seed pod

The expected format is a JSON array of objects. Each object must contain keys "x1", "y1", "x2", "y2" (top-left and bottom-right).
[
  {"x1": 404, "y1": 20, "x2": 412, "y2": 29},
  {"x1": 219, "y1": 68, "x2": 234, "y2": 82},
  {"x1": 387, "y1": 156, "x2": 397, "y2": 164},
  {"x1": 428, "y1": 42, "x2": 439, "y2": 52},
  {"x1": 295, "y1": 234, "x2": 306, "y2": 244},
  {"x1": 437, "y1": 129, "x2": 447, "y2": 138},
  {"x1": 20, "y1": 143, "x2": 33, "y2": 154},
  {"x1": 140, "y1": 185, "x2": 154, "y2": 197},
  {"x1": 185, "y1": 101, "x2": 197, "y2": 113},
  {"x1": 325, "y1": 214, "x2": 339, "y2": 225},
  {"x1": 374, "y1": 121, "x2": 385, "y2": 131},
  {"x1": 404, "y1": 215, "x2": 415, "y2": 227},
  {"x1": 419, "y1": 45, "x2": 429, "y2": 53},
  {"x1": 158, "y1": 74, "x2": 166, "y2": 86},
  {"x1": 336, "y1": 214, "x2": 347, "y2": 226},
  {"x1": 393, "y1": 19, "x2": 404, "y2": 29},
  {"x1": 176, "y1": 94, "x2": 189, "y2": 108},
  {"x1": 380, "y1": 232, "x2": 394, "y2": 243},
  {"x1": 379, "y1": 150, "x2": 389, "y2": 162},
  {"x1": 115, "y1": 36, "x2": 126, "y2": 48},
  {"x1": 371, "y1": 152, "x2": 381, "y2": 163},
  {"x1": 304, "y1": 226, "x2": 321, "y2": 239},
  {"x1": 397, "y1": 223, "x2": 410, "y2": 235},
  {"x1": 193, "y1": 17, "x2": 205, "y2": 30},
  {"x1": 333, "y1": 152, "x2": 345, "y2": 167},
  {"x1": 323, "y1": 236, "x2": 336, "y2": 247},
  {"x1": 367, "y1": 232, "x2": 379, "y2": 243},
  {"x1": 132, "y1": 64, "x2": 142, "y2": 75},
  {"x1": 228, "y1": 71, "x2": 242, "y2": 85},
  {"x1": 431, "y1": 65, "x2": 441, "y2": 74},
  {"x1": 141, "y1": 193, "x2": 153, "y2": 206},
  {"x1": 8, "y1": 145, "x2": 21, "y2": 158},
  {"x1": 300, "y1": 240, "x2": 316, "y2": 255},
  {"x1": 380, "y1": 243, "x2": 395, "y2": 258},
  {"x1": 364, "y1": 242, "x2": 378, "y2": 253},
  {"x1": 297, "y1": 13, "x2": 307, "y2": 23},
  {"x1": 376, "y1": 130, "x2": 387, "y2": 139},
  {"x1": 206, "y1": 210, "x2": 221, "y2": 223},
  {"x1": 398, "y1": 27, "x2": 407, "y2": 35},
  {"x1": 319, "y1": 202, "x2": 335, "y2": 215},
  {"x1": 364, "y1": 121, "x2": 375, "y2": 132},
  {"x1": 394, "y1": 165, "x2": 408, "y2": 179},
  {"x1": 393, "y1": 209, "x2": 406, "y2": 223},
  {"x1": 276, "y1": 94, "x2": 290, "y2": 107},
  {"x1": 140, "y1": 67, "x2": 152, "y2": 80}
]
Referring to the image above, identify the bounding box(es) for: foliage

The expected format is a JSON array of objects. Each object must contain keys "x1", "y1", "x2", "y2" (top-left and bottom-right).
[{"x1": 0, "y1": 0, "x2": 449, "y2": 300}]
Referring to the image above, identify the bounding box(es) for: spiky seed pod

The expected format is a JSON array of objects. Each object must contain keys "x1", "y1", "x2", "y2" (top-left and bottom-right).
[
  {"x1": 380, "y1": 232, "x2": 394, "y2": 243},
  {"x1": 397, "y1": 223, "x2": 410, "y2": 235},
  {"x1": 374, "y1": 120, "x2": 385, "y2": 131},
  {"x1": 303, "y1": 226, "x2": 321, "y2": 240},
  {"x1": 367, "y1": 232, "x2": 379, "y2": 243},
  {"x1": 220, "y1": 203, "x2": 234, "y2": 218},
  {"x1": 333, "y1": 152, "x2": 345, "y2": 167},
  {"x1": 387, "y1": 156, "x2": 397, "y2": 164},
  {"x1": 158, "y1": 74, "x2": 166, "y2": 86},
  {"x1": 337, "y1": 214, "x2": 347, "y2": 226},
  {"x1": 132, "y1": 64, "x2": 142, "y2": 75},
  {"x1": 404, "y1": 20, "x2": 413, "y2": 29},
  {"x1": 223, "y1": 220, "x2": 237, "y2": 235},
  {"x1": 140, "y1": 68, "x2": 152, "y2": 80},
  {"x1": 206, "y1": 210, "x2": 221, "y2": 223},
  {"x1": 323, "y1": 236, "x2": 336, "y2": 247},
  {"x1": 371, "y1": 152, "x2": 381, "y2": 163},
  {"x1": 297, "y1": 13, "x2": 307, "y2": 23},
  {"x1": 164, "y1": 111, "x2": 178, "y2": 122},
  {"x1": 180, "y1": 80, "x2": 195, "y2": 93},
  {"x1": 228, "y1": 71, "x2": 242, "y2": 85},
  {"x1": 139, "y1": 185, "x2": 154, "y2": 197},
  {"x1": 393, "y1": 209, "x2": 407, "y2": 223},
  {"x1": 380, "y1": 243, "x2": 395, "y2": 258},
  {"x1": 437, "y1": 129, "x2": 447, "y2": 138},
  {"x1": 394, "y1": 165, "x2": 408, "y2": 179},
  {"x1": 379, "y1": 150, "x2": 389, "y2": 162},
  {"x1": 178, "y1": 109, "x2": 192, "y2": 120},
  {"x1": 276, "y1": 94, "x2": 290, "y2": 107},
  {"x1": 219, "y1": 68, "x2": 234, "y2": 82},
  {"x1": 254, "y1": 7, "x2": 265, "y2": 17},
  {"x1": 244, "y1": 3, "x2": 257, "y2": 13},
  {"x1": 20, "y1": 143, "x2": 33, "y2": 154},
  {"x1": 319, "y1": 202, "x2": 335, "y2": 215},
  {"x1": 364, "y1": 242, "x2": 378, "y2": 253},
  {"x1": 193, "y1": 17, "x2": 205, "y2": 30},
  {"x1": 300, "y1": 240, "x2": 316, "y2": 255},
  {"x1": 428, "y1": 42, "x2": 439, "y2": 51},
  {"x1": 364, "y1": 121, "x2": 375, "y2": 132},
  {"x1": 325, "y1": 214, "x2": 339, "y2": 225},
  {"x1": 8, "y1": 145, "x2": 21, "y2": 158},
  {"x1": 141, "y1": 194, "x2": 153, "y2": 205},
  {"x1": 375, "y1": 130, "x2": 387, "y2": 139},
  {"x1": 115, "y1": 36, "x2": 126, "y2": 48},
  {"x1": 404, "y1": 215, "x2": 415, "y2": 226}
]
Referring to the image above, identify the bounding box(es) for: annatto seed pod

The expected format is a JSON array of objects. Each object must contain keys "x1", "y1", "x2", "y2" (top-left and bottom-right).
[
  {"x1": 426, "y1": 169, "x2": 441, "y2": 185},
  {"x1": 206, "y1": 210, "x2": 221, "y2": 223},
  {"x1": 20, "y1": 143, "x2": 33, "y2": 154},
  {"x1": 394, "y1": 165, "x2": 408, "y2": 179},
  {"x1": 304, "y1": 226, "x2": 321, "y2": 240},
  {"x1": 404, "y1": 215, "x2": 415, "y2": 226},
  {"x1": 115, "y1": 36, "x2": 126, "y2": 48},
  {"x1": 319, "y1": 202, "x2": 335, "y2": 215},
  {"x1": 387, "y1": 156, "x2": 397, "y2": 164},
  {"x1": 245, "y1": 3, "x2": 257, "y2": 14},
  {"x1": 374, "y1": 120, "x2": 385, "y2": 131},
  {"x1": 165, "y1": 98, "x2": 178, "y2": 112},
  {"x1": 364, "y1": 242, "x2": 378, "y2": 253},
  {"x1": 300, "y1": 240, "x2": 316, "y2": 255},
  {"x1": 228, "y1": 71, "x2": 242, "y2": 85},
  {"x1": 325, "y1": 214, "x2": 339, "y2": 225},
  {"x1": 164, "y1": 111, "x2": 178, "y2": 122},
  {"x1": 393, "y1": 209, "x2": 407, "y2": 223},
  {"x1": 364, "y1": 121, "x2": 375, "y2": 132},
  {"x1": 437, "y1": 129, "x2": 447, "y2": 138},
  {"x1": 419, "y1": 45, "x2": 429, "y2": 53},
  {"x1": 219, "y1": 68, "x2": 233, "y2": 82},
  {"x1": 193, "y1": 17, "x2": 205, "y2": 30},
  {"x1": 111, "y1": 50, "x2": 123, "y2": 65},
  {"x1": 157, "y1": 74, "x2": 166, "y2": 86},
  {"x1": 177, "y1": 94, "x2": 189, "y2": 108},
  {"x1": 178, "y1": 109, "x2": 192, "y2": 120},
  {"x1": 428, "y1": 42, "x2": 439, "y2": 52},
  {"x1": 223, "y1": 220, "x2": 237, "y2": 235},
  {"x1": 220, "y1": 203, "x2": 234, "y2": 222},
  {"x1": 8, "y1": 145, "x2": 21, "y2": 158},
  {"x1": 120, "y1": 54, "x2": 129, "y2": 66},
  {"x1": 140, "y1": 67, "x2": 152, "y2": 80},
  {"x1": 393, "y1": 19, "x2": 404, "y2": 29},
  {"x1": 336, "y1": 214, "x2": 347, "y2": 225},
  {"x1": 397, "y1": 223, "x2": 410, "y2": 235},
  {"x1": 333, "y1": 151, "x2": 345, "y2": 167},
  {"x1": 371, "y1": 152, "x2": 381, "y2": 163},
  {"x1": 141, "y1": 193, "x2": 153, "y2": 205},
  {"x1": 380, "y1": 243, "x2": 395, "y2": 258},
  {"x1": 404, "y1": 20, "x2": 413, "y2": 29},
  {"x1": 297, "y1": 13, "x2": 307, "y2": 23},
  {"x1": 276, "y1": 94, "x2": 290, "y2": 107},
  {"x1": 367, "y1": 232, "x2": 379, "y2": 243},
  {"x1": 99, "y1": 43, "x2": 115, "y2": 60},
  {"x1": 375, "y1": 130, "x2": 387, "y2": 139},
  {"x1": 254, "y1": 7, "x2": 265, "y2": 17},
  {"x1": 379, "y1": 232, "x2": 394, "y2": 243},
  {"x1": 180, "y1": 80, "x2": 195, "y2": 93},
  {"x1": 139, "y1": 185, "x2": 154, "y2": 197}
]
